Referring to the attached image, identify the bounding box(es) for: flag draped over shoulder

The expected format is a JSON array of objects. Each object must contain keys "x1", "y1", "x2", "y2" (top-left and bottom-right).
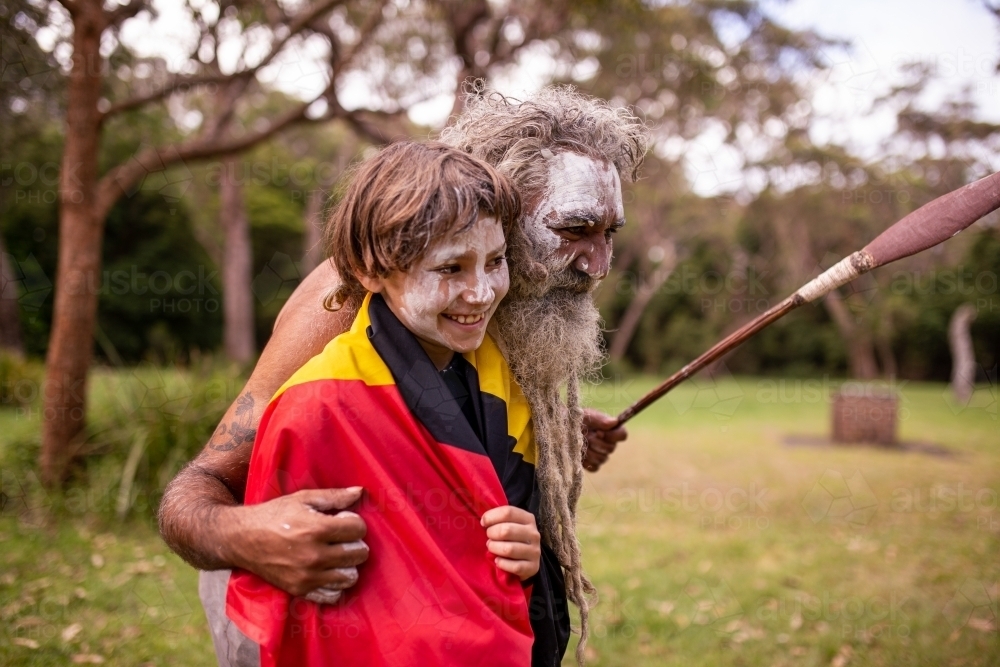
[{"x1": 227, "y1": 293, "x2": 569, "y2": 667}]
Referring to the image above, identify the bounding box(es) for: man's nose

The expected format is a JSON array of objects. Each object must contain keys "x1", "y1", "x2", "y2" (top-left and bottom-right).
[{"x1": 573, "y1": 238, "x2": 612, "y2": 278}]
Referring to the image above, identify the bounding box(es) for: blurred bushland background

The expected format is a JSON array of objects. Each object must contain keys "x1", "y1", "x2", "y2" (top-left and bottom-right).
[{"x1": 1, "y1": 0, "x2": 998, "y2": 665}]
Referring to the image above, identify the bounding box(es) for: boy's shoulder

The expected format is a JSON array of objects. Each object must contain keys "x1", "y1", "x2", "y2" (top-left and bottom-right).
[
  {"x1": 466, "y1": 334, "x2": 534, "y2": 463},
  {"x1": 463, "y1": 333, "x2": 515, "y2": 401}
]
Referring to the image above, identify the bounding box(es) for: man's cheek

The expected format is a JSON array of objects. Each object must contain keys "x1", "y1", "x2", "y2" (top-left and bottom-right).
[
  {"x1": 549, "y1": 242, "x2": 579, "y2": 272},
  {"x1": 489, "y1": 268, "x2": 510, "y2": 304}
]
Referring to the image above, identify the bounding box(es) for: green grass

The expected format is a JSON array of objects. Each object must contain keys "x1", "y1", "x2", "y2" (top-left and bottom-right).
[
  {"x1": 0, "y1": 519, "x2": 211, "y2": 666},
  {"x1": 1, "y1": 370, "x2": 997, "y2": 666},
  {"x1": 571, "y1": 375, "x2": 999, "y2": 666}
]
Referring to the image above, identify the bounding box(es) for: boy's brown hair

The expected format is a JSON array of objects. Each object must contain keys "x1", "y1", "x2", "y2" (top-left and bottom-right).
[{"x1": 324, "y1": 140, "x2": 521, "y2": 311}]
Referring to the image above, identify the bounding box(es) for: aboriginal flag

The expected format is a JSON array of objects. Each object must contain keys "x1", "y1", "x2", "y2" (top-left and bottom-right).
[{"x1": 227, "y1": 293, "x2": 569, "y2": 667}]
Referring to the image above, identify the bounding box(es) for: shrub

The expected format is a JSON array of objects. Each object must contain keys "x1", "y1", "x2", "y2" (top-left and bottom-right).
[
  {"x1": 0, "y1": 351, "x2": 44, "y2": 408},
  {"x1": 0, "y1": 359, "x2": 246, "y2": 527}
]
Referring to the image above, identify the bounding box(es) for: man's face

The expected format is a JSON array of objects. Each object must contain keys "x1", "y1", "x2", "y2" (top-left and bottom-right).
[
  {"x1": 523, "y1": 151, "x2": 625, "y2": 288},
  {"x1": 373, "y1": 215, "x2": 509, "y2": 368}
]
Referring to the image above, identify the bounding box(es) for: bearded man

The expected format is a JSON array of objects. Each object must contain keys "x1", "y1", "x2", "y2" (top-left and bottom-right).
[{"x1": 158, "y1": 86, "x2": 648, "y2": 666}]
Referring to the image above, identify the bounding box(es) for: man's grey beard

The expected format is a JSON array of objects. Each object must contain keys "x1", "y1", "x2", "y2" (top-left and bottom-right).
[
  {"x1": 491, "y1": 283, "x2": 604, "y2": 395},
  {"x1": 490, "y1": 230, "x2": 606, "y2": 393}
]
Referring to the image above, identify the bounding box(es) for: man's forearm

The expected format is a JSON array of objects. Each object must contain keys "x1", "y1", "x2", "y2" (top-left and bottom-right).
[{"x1": 158, "y1": 463, "x2": 247, "y2": 571}]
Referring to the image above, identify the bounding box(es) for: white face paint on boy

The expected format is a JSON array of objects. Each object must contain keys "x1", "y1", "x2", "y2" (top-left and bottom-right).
[{"x1": 362, "y1": 215, "x2": 509, "y2": 370}]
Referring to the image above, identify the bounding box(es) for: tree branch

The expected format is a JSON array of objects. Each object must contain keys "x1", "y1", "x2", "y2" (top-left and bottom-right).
[
  {"x1": 96, "y1": 97, "x2": 308, "y2": 221},
  {"x1": 101, "y1": 0, "x2": 347, "y2": 120},
  {"x1": 201, "y1": 76, "x2": 252, "y2": 145},
  {"x1": 101, "y1": 73, "x2": 241, "y2": 120},
  {"x1": 54, "y1": 0, "x2": 78, "y2": 18},
  {"x1": 106, "y1": 0, "x2": 147, "y2": 28},
  {"x1": 95, "y1": 0, "x2": 402, "y2": 217},
  {"x1": 330, "y1": 0, "x2": 388, "y2": 79},
  {"x1": 335, "y1": 102, "x2": 409, "y2": 145}
]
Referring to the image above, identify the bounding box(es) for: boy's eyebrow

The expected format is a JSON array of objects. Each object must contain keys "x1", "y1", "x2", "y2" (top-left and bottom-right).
[{"x1": 430, "y1": 241, "x2": 508, "y2": 263}]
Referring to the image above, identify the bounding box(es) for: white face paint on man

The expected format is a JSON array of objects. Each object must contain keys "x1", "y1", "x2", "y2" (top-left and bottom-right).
[
  {"x1": 365, "y1": 215, "x2": 509, "y2": 369},
  {"x1": 522, "y1": 151, "x2": 625, "y2": 283}
]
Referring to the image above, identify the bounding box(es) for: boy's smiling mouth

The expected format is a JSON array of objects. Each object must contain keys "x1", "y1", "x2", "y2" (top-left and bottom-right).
[{"x1": 442, "y1": 312, "x2": 487, "y2": 325}]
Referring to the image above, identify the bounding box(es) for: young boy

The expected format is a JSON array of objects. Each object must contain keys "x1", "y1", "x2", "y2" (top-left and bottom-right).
[{"x1": 225, "y1": 142, "x2": 569, "y2": 667}]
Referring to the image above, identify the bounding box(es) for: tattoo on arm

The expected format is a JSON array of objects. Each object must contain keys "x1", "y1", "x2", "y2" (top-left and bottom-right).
[{"x1": 209, "y1": 392, "x2": 258, "y2": 451}]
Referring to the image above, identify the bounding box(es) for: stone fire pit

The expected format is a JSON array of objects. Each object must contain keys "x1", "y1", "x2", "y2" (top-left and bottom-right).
[{"x1": 832, "y1": 388, "x2": 899, "y2": 446}]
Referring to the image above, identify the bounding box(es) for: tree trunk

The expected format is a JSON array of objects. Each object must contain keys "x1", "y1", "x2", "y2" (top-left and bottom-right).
[
  {"x1": 948, "y1": 303, "x2": 978, "y2": 403},
  {"x1": 875, "y1": 335, "x2": 897, "y2": 380},
  {"x1": 444, "y1": 0, "x2": 489, "y2": 118},
  {"x1": 0, "y1": 233, "x2": 25, "y2": 358},
  {"x1": 220, "y1": 158, "x2": 256, "y2": 363},
  {"x1": 823, "y1": 291, "x2": 879, "y2": 379},
  {"x1": 608, "y1": 244, "x2": 676, "y2": 362},
  {"x1": 302, "y1": 188, "x2": 325, "y2": 274},
  {"x1": 40, "y1": 2, "x2": 105, "y2": 486}
]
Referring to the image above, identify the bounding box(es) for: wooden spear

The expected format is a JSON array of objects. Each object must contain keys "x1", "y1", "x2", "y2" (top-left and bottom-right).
[{"x1": 613, "y1": 171, "x2": 1000, "y2": 427}]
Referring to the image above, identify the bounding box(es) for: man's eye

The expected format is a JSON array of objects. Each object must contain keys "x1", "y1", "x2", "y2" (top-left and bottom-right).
[{"x1": 561, "y1": 226, "x2": 586, "y2": 236}]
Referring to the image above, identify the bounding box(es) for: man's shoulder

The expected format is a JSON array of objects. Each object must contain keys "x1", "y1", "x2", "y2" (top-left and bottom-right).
[{"x1": 472, "y1": 334, "x2": 535, "y2": 465}]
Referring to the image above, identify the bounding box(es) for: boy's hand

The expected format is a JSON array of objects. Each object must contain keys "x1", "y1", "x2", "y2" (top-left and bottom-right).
[{"x1": 481, "y1": 506, "x2": 541, "y2": 581}]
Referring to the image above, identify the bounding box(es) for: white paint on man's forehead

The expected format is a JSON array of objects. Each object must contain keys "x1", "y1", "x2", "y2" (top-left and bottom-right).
[
  {"x1": 544, "y1": 151, "x2": 624, "y2": 221},
  {"x1": 522, "y1": 151, "x2": 625, "y2": 256}
]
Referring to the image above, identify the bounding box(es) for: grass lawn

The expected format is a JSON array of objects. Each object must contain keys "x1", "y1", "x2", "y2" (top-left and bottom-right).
[
  {"x1": 1, "y1": 372, "x2": 997, "y2": 666},
  {"x1": 573, "y1": 374, "x2": 998, "y2": 666}
]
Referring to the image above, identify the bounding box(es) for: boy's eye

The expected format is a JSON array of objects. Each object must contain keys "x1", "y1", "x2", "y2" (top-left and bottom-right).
[
  {"x1": 490, "y1": 256, "x2": 506, "y2": 267},
  {"x1": 436, "y1": 265, "x2": 460, "y2": 274}
]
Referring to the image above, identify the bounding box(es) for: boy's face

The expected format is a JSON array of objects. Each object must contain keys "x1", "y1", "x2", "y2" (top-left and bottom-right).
[{"x1": 373, "y1": 215, "x2": 509, "y2": 368}]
